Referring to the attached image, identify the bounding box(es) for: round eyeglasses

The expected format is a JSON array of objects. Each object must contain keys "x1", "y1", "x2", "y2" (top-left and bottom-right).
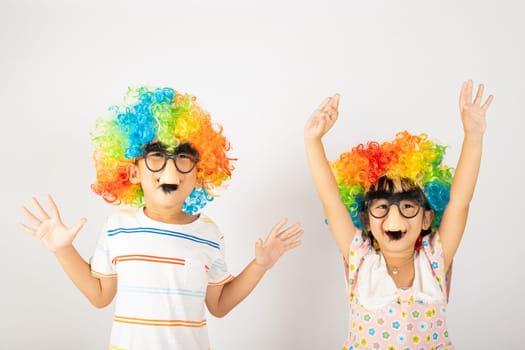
[
  {"x1": 367, "y1": 198, "x2": 422, "y2": 219},
  {"x1": 142, "y1": 150, "x2": 198, "y2": 174}
]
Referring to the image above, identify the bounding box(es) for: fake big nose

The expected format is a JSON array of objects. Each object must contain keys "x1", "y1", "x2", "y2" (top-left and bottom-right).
[
  {"x1": 159, "y1": 159, "x2": 181, "y2": 184},
  {"x1": 382, "y1": 205, "x2": 404, "y2": 231}
]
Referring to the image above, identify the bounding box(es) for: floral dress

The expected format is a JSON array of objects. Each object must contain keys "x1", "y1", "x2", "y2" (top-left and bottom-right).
[{"x1": 343, "y1": 231, "x2": 454, "y2": 350}]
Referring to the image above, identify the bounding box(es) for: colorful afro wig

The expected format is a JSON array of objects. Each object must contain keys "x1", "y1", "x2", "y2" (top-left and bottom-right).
[
  {"x1": 331, "y1": 131, "x2": 453, "y2": 231},
  {"x1": 90, "y1": 86, "x2": 235, "y2": 214}
]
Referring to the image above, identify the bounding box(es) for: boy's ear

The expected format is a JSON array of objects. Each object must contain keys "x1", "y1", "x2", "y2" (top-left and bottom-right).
[
  {"x1": 423, "y1": 210, "x2": 434, "y2": 230},
  {"x1": 129, "y1": 163, "x2": 140, "y2": 184},
  {"x1": 195, "y1": 177, "x2": 203, "y2": 188}
]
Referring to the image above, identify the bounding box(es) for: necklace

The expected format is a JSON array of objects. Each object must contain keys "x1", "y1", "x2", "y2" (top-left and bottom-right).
[{"x1": 387, "y1": 254, "x2": 415, "y2": 275}]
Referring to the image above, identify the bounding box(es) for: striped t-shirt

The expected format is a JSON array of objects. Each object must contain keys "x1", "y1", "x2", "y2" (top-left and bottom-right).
[{"x1": 90, "y1": 208, "x2": 233, "y2": 350}]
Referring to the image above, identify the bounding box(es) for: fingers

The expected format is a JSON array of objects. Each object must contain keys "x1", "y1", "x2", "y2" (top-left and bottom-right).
[
  {"x1": 283, "y1": 233, "x2": 303, "y2": 251},
  {"x1": 465, "y1": 80, "x2": 473, "y2": 105},
  {"x1": 266, "y1": 219, "x2": 303, "y2": 241},
  {"x1": 278, "y1": 223, "x2": 303, "y2": 240},
  {"x1": 254, "y1": 238, "x2": 264, "y2": 255},
  {"x1": 46, "y1": 194, "x2": 63, "y2": 222},
  {"x1": 275, "y1": 223, "x2": 304, "y2": 250},
  {"x1": 317, "y1": 94, "x2": 340, "y2": 112},
  {"x1": 473, "y1": 84, "x2": 484, "y2": 105},
  {"x1": 482, "y1": 94, "x2": 494, "y2": 111},
  {"x1": 459, "y1": 80, "x2": 472, "y2": 108},
  {"x1": 316, "y1": 97, "x2": 331, "y2": 111},
  {"x1": 19, "y1": 223, "x2": 36, "y2": 236},
  {"x1": 30, "y1": 197, "x2": 51, "y2": 221},
  {"x1": 460, "y1": 80, "x2": 493, "y2": 112},
  {"x1": 283, "y1": 239, "x2": 302, "y2": 251},
  {"x1": 21, "y1": 206, "x2": 42, "y2": 227},
  {"x1": 70, "y1": 218, "x2": 88, "y2": 237},
  {"x1": 20, "y1": 195, "x2": 64, "y2": 235},
  {"x1": 306, "y1": 94, "x2": 340, "y2": 139},
  {"x1": 459, "y1": 81, "x2": 465, "y2": 108},
  {"x1": 324, "y1": 94, "x2": 340, "y2": 114},
  {"x1": 255, "y1": 220, "x2": 303, "y2": 270},
  {"x1": 330, "y1": 93, "x2": 340, "y2": 109},
  {"x1": 472, "y1": 82, "x2": 493, "y2": 110},
  {"x1": 269, "y1": 218, "x2": 288, "y2": 236},
  {"x1": 19, "y1": 221, "x2": 48, "y2": 240}
]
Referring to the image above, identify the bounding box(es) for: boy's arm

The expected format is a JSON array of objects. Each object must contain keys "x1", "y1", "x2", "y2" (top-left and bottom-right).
[
  {"x1": 54, "y1": 246, "x2": 118, "y2": 308},
  {"x1": 304, "y1": 94, "x2": 356, "y2": 263},
  {"x1": 439, "y1": 80, "x2": 493, "y2": 271},
  {"x1": 20, "y1": 195, "x2": 117, "y2": 308},
  {"x1": 205, "y1": 219, "x2": 302, "y2": 318}
]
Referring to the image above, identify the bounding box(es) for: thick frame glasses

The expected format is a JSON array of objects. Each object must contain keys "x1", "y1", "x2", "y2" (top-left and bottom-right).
[
  {"x1": 367, "y1": 198, "x2": 422, "y2": 219},
  {"x1": 142, "y1": 150, "x2": 198, "y2": 174}
]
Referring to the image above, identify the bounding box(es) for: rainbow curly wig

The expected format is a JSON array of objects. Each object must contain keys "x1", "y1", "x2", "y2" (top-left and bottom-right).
[
  {"x1": 90, "y1": 86, "x2": 235, "y2": 214},
  {"x1": 331, "y1": 131, "x2": 453, "y2": 231}
]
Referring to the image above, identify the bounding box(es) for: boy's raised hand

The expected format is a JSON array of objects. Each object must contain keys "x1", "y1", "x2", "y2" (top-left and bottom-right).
[
  {"x1": 254, "y1": 218, "x2": 303, "y2": 270},
  {"x1": 459, "y1": 80, "x2": 493, "y2": 137},
  {"x1": 304, "y1": 93, "x2": 341, "y2": 141},
  {"x1": 20, "y1": 195, "x2": 87, "y2": 254}
]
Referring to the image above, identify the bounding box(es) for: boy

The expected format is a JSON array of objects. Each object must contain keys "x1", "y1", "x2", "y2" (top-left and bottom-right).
[{"x1": 21, "y1": 86, "x2": 303, "y2": 349}]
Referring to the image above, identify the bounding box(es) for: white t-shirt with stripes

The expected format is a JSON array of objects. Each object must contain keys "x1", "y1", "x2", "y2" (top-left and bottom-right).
[{"x1": 90, "y1": 207, "x2": 233, "y2": 350}]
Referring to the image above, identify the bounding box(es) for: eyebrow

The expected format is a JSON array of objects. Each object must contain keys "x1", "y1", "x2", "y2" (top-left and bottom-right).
[
  {"x1": 143, "y1": 142, "x2": 198, "y2": 157},
  {"x1": 366, "y1": 189, "x2": 423, "y2": 202},
  {"x1": 175, "y1": 143, "x2": 198, "y2": 156},
  {"x1": 143, "y1": 142, "x2": 167, "y2": 153}
]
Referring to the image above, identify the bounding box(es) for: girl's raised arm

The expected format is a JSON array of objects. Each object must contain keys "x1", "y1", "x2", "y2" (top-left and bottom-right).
[
  {"x1": 304, "y1": 94, "x2": 356, "y2": 263},
  {"x1": 439, "y1": 80, "x2": 493, "y2": 271}
]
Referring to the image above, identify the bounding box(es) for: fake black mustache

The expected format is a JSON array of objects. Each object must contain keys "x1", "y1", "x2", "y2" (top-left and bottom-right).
[
  {"x1": 385, "y1": 231, "x2": 405, "y2": 240},
  {"x1": 161, "y1": 184, "x2": 179, "y2": 193}
]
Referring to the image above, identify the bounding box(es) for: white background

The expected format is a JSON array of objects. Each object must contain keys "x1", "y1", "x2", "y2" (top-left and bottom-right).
[{"x1": 2, "y1": 0, "x2": 524, "y2": 348}]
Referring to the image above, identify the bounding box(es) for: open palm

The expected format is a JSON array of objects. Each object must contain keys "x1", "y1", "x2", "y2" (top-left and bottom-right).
[
  {"x1": 255, "y1": 219, "x2": 303, "y2": 270},
  {"x1": 20, "y1": 195, "x2": 86, "y2": 254}
]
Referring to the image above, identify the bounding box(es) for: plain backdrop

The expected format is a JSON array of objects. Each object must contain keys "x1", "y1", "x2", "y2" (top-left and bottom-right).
[{"x1": 2, "y1": 0, "x2": 524, "y2": 349}]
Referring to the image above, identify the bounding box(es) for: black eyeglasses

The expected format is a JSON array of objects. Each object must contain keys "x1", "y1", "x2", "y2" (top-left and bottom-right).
[
  {"x1": 367, "y1": 197, "x2": 423, "y2": 219},
  {"x1": 142, "y1": 150, "x2": 198, "y2": 174}
]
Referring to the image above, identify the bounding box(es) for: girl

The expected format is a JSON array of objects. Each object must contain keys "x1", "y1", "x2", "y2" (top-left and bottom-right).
[{"x1": 304, "y1": 81, "x2": 493, "y2": 349}]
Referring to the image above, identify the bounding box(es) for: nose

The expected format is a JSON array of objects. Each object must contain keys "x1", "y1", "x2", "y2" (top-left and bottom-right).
[
  {"x1": 382, "y1": 204, "x2": 403, "y2": 231},
  {"x1": 159, "y1": 158, "x2": 181, "y2": 184}
]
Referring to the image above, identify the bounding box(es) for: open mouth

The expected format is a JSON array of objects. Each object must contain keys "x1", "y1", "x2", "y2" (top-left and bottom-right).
[
  {"x1": 160, "y1": 184, "x2": 179, "y2": 194},
  {"x1": 385, "y1": 231, "x2": 406, "y2": 241}
]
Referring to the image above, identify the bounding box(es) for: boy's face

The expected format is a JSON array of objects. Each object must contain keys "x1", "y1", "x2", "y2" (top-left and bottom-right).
[
  {"x1": 129, "y1": 143, "x2": 199, "y2": 212},
  {"x1": 366, "y1": 180, "x2": 433, "y2": 253}
]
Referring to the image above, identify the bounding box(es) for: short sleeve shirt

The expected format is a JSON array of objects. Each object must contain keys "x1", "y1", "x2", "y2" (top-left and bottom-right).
[{"x1": 90, "y1": 208, "x2": 233, "y2": 350}]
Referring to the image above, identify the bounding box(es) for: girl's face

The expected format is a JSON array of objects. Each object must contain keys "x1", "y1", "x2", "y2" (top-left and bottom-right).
[{"x1": 366, "y1": 179, "x2": 433, "y2": 254}]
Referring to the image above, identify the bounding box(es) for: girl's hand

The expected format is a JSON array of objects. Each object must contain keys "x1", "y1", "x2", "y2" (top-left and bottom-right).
[
  {"x1": 254, "y1": 218, "x2": 303, "y2": 270},
  {"x1": 459, "y1": 80, "x2": 494, "y2": 137},
  {"x1": 304, "y1": 93, "x2": 341, "y2": 141},
  {"x1": 20, "y1": 195, "x2": 87, "y2": 255}
]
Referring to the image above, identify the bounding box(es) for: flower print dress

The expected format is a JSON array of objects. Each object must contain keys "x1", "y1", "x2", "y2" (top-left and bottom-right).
[{"x1": 343, "y1": 231, "x2": 454, "y2": 350}]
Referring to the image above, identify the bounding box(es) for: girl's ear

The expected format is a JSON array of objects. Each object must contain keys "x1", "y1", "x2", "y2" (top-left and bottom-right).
[
  {"x1": 129, "y1": 163, "x2": 140, "y2": 184},
  {"x1": 423, "y1": 210, "x2": 434, "y2": 230}
]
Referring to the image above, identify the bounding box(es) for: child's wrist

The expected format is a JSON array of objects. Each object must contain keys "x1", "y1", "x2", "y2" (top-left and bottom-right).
[
  {"x1": 253, "y1": 259, "x2": 270, "y2": 273},
  {"x1": 54, "y1": 245, "x2": 75, "y2": 257},
  {"x1": 304, "y1": 135, "x2": 322, "y2": 142},
  {"x1": 463, "y1": 133, "x2": 484, "y2": 145}
]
